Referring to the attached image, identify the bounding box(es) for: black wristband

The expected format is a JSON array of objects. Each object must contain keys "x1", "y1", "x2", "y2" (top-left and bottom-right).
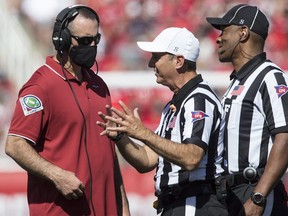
[{"x1": 109, "y1": 132, "x2": 124, "y2": 142}]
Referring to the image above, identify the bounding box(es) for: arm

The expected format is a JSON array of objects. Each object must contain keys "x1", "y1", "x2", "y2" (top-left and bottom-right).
[
  {"x1": 5, "y1": 135, "x2": 85, "y2": 200},
  {"x1": 254, "y1": 133, "x2": 288, "y2": 196},
  {"x1": 102, "y1": 101, "x2": 205, "y2": 171},
  {"x1": 241, "y1": 133, "x2": 288, "y2": 216},
  {"x1": 115, "y1": 135, "x2": 158, "y2": 173},
  {"x1": 114, "y1": 153, "x2": 131, "y2": 216}
]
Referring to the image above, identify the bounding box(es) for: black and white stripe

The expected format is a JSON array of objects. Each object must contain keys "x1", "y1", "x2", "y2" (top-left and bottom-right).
[
  {"x1": 154, "y1": 75, "x2": 224, "y2": 193},
  {"x1": 222, "y1": 59, "x2": 288, "y2": 173}
]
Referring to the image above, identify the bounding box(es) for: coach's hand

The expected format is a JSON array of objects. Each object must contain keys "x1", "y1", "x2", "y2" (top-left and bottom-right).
[{"x1": 52, "y1": 168, "x2": 85, "y2": 200}]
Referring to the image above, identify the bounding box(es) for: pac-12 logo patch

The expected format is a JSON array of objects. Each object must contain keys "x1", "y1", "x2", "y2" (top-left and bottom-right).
[
  {"x1": 274, "y1": 85, "x2": 288, "y2": 98},
  {"x1": 191, "y1": 111, "x2": 209, "y2": 123},
  {"x1": 20, "y1": 95, "x2": 44, "y2": 116}
]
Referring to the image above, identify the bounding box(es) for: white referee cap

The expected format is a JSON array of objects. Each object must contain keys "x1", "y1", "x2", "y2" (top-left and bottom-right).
[{"x1": 137, "y1": 27, "x2": 200, "y2": 62}]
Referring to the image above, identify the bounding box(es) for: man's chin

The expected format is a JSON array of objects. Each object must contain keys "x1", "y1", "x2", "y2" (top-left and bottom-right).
[{"x1": 219, "y1": 57, "x2": 230, "y2": 63}]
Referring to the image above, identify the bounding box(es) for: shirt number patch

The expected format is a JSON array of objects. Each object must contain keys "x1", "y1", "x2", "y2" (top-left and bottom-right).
[{"x1": 20, "y1": 95, "x2": 44, "y2": 116}]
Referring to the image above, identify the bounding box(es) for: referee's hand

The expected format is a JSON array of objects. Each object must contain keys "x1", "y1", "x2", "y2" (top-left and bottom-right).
[
  {"x1": 104, "y1": 100, "x2": 148, "y2": 140},
  {"x1": 97, "y1": 105, "x2": 120, "y2": 139},
  {"x1": 238, "y1": 199, "x2": 264, "y2": 216}
]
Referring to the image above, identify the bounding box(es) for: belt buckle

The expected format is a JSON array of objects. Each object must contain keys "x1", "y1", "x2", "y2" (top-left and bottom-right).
[{"x1": 243, "y1": 166, "x2": 257, "y2": 182}]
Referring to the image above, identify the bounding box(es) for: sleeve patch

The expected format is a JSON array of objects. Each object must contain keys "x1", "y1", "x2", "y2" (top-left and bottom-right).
[
  {"x1": 19, "y1": 95, "x2": 44, "y2": 116},
  {"x1": 191, "y1": 111, "x2": 209, "y2": 123},
  {"x1": 274, "y1": 85, "x2": 288, "y2": 98}
]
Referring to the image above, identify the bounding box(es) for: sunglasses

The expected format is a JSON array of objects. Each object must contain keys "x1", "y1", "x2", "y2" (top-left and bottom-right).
[{"x1": 71, "y1": 33, "x2": 101, "y2": 46}]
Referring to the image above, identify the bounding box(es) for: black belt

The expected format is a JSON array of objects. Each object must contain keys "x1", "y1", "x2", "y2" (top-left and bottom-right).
[
  {"x1": 155, "y1": 180, "x2": 215, "y2": 210},
  {"x1": 225, "y1": 167, "x2": 265, "y2": 187}
]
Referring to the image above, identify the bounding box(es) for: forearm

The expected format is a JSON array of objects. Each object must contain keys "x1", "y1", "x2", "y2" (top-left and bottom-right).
[
  {"x1": 138, "y1": 128, "x2": 204, "y2": 170},
  {"x1": 5, "y1": 136, "x2": 63, "y2": 183},
  {"x1": 254, "y1": 133, "x2": 288, "y2": 196},
  {"x1": 116, "y1": 135, "x2": 156, "y2": 173},
  {"x1": 6, "y1": 136, "x2": 85, "y2": 200}
]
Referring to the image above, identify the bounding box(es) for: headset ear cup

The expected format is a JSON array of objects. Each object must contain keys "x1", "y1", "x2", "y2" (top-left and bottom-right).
[
  {"x1": 59, "y1": 28, "x2": 71, "y2": 52},
  {"x1": 52, "y1": 25, "x2": 71, "y2": 54},
  {"x1": 52, "y1": 22, "x2": 72, "y2": 54},
  {"x1": 52, "y1": 21, "x2": 61, "y2": 51}
]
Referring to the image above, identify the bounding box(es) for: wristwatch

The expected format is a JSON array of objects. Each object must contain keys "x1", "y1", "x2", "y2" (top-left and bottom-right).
[{"x1": 250, "y1": 192, "x2": 266, "y2": 207}]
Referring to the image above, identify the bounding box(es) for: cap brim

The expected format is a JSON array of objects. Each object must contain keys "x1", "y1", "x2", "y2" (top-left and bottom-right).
[
  {"x1": 206, "y1": 17, "x2": 230, "y2": 30},
  {"x1": 136, "y1": 41, "x2": 166, "y2": 53}
]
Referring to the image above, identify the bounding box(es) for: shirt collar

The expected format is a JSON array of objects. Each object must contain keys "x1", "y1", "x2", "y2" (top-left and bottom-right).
[
  {"x1": 170, "y1": 74, "x2": 203, "y2": 108},
  {"x1": 44, "y1": 56, "x2": 74, "y2": 80},
  {"x1": 44, "y1": 56, "x2": 94, "y2": 83},
  {"x1": 229, "y1": 52, "x2": 267, "y2": 80}
]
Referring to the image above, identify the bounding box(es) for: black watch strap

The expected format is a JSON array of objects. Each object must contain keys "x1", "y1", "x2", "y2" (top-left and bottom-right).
[{"x1": 109, "y1": 132, "x2": 124, "y2": 142}]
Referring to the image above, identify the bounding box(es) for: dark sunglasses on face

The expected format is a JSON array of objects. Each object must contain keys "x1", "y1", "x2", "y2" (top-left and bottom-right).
[{"x1": 71, "y1": 33, "x2": 101, "y2": 46}]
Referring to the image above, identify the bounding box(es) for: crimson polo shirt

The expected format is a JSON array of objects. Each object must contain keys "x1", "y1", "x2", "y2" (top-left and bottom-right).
[{"x1": 8, "y1": 56, "x2": 118, "y2": 216}]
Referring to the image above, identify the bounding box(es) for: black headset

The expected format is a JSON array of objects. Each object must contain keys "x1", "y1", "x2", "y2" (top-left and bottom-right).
[{"x1": 52, "y1": 5, "x2": 100, "y2": 55}]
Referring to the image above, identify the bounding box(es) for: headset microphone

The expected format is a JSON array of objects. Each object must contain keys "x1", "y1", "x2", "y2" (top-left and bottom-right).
[{"x1": 219, "y1": 38, "x2": 241, "y2": 55}]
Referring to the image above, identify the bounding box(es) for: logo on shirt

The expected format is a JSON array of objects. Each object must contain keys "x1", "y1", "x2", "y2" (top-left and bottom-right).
[
  {"x1": 191, "y1": 111, "x2": 209, "y2": 123},
  {"x1": 20, "y1": 95, "x2": 44, "y2": 116},
  {"x1": 231, "y1": 85, "x2": 244, "y2": 96},
  {"x1": 274, "y1": 85, "x2": 288, "y2": 98}
]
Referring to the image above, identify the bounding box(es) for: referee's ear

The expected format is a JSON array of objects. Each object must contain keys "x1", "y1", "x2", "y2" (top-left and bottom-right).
[
  {"x1": 175, "y1": 55, "x2": 185, "y2": 70},
  {"x1": 239, "y1": 26, "x2": 249, "y2": 42}
]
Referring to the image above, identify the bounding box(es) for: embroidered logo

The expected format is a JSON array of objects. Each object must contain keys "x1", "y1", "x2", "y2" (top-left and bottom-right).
[
  {"x1": 274, "y1": 85, "x2": 288, "y2": 98},
  {"x1": 20, "y1": 95, "x2": 44, "y2": 116},
  {"x1": 191, "y1": 111, "x2": 209, "y2": 123},
  {"x1": 231, "y1": 85, "x2": 244, "y2": 96}
]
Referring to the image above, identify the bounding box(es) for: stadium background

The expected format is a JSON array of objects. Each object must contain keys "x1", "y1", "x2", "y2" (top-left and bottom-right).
[{"x1": 0, "y1": 0, "x2": 287, "y2": 215}]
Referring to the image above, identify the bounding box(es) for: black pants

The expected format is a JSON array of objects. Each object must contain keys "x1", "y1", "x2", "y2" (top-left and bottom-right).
[
  {"x1": 227, "y1": 181, "x2": 288, "y2": 216},
  {"x1": 161, "y1": 194, "x2": 228, "y2": 216}
]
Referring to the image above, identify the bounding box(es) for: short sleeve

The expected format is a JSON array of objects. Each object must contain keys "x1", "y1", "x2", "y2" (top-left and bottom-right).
[{"x1": 8, "y1": 84, "x2": 48, "y2": 144}]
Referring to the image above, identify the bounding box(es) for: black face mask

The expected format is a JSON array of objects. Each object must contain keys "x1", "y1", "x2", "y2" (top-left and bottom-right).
[{"x1": 69, "y1": 45, "x2": 97, "y2": 68}]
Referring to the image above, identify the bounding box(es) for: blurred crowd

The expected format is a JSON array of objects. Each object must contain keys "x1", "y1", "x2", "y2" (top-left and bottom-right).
[
  {"x1": 0, "y1": 73, "x2": 15, "y2": 156},
  {"x1": 6, "y1": 0, "x2": 288, "y2": 72}
]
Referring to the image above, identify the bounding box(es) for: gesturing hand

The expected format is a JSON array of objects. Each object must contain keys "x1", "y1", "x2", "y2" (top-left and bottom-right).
[
  {"x1": 102, "y1": 100, "x2": 148, "y2": 140},
  {"x1": 97, "y1": 104, "x2": 121, "y2": 139}
]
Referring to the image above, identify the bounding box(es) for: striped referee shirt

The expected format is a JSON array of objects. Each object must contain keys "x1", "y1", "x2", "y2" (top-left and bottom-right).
[
  {"x1": 154, "y1": 74, "x2": 224, "y2": 194},
  {"x1": 222, "y1": 53, "x2": 288, "y2": 174}
]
